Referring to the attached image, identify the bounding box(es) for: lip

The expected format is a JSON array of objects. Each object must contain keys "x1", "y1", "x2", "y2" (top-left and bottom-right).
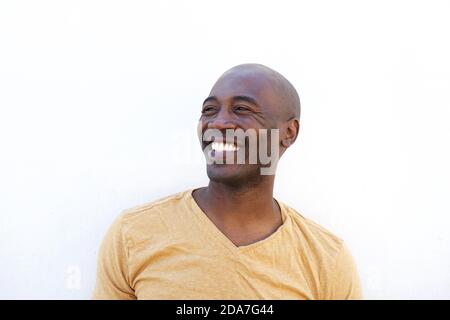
[
  {"x1": 211, "y1": 149, "x2": 238, "y2": 157},
  {"x1": 203, "y1": 138, "x2": 245, "y2": 149},
  {"x1": 209, "y1": 149, "x2": 240, "y2": 164},
  {"x1": 203, "y1": 140, "x2": 245, "y2": 163}
]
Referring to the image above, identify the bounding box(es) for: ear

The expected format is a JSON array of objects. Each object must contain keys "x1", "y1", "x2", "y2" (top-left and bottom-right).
[{"x1": 281, "y1": 119, "x2": 300, "y2": 148}]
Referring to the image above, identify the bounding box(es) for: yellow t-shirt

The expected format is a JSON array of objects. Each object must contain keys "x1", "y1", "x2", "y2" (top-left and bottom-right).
[{"x1": 92, "y1": 189, "x2": 362, "y2": 300}]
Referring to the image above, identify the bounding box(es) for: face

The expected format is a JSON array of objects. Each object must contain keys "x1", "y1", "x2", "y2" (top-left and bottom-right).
[{"x1": 198, "y1": 69, "x2": 286, "y2": 186}]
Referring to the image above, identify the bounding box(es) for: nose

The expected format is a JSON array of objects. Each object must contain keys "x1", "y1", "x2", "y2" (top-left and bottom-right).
[{"x1": 206, "y1": 108, "x2": 238, "y2": 130}]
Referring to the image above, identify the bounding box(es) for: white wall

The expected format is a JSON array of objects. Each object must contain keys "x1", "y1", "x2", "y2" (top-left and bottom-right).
[{"x1": 1, "y1": 0, "x2": 449, "y2": 299}]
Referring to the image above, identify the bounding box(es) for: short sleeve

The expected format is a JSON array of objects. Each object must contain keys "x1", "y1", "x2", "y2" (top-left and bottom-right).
[
  {"x1": 324, "y1": 242, "x2": 363, "y2": 300},
  {"x1": 92, "y1": 213, "x2": 136, "y2": 300}
]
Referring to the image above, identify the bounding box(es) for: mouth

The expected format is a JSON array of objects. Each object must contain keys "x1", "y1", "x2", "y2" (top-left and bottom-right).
[
  {"x1": 202, "y1": 139, "x2": 244, "y2": 165},
  {"x1": 210, "y1": 141, "x2": 240, "y2": 152},
  {"x1": 202, "y1": 136, "x2": 244, "y2": 152}
]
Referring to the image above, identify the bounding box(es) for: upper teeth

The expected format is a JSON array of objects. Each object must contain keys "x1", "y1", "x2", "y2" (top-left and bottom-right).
[{"x1": 211, "y1": 142, "x2": 239, "y2": 152}]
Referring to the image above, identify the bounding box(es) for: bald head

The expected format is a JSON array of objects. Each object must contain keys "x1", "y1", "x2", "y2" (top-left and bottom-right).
[{"x1": 218, "y1": 63, "x2": 301, "y2": 121}]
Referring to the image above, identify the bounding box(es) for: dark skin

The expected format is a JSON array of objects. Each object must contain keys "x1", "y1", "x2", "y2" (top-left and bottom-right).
[{"x1": 192, "y1": 64, "x2": 300, "y2": 247}]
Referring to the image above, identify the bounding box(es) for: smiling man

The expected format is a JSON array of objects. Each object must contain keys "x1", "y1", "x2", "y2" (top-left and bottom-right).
[{"x1": 92, "y1": 63, "x2": 362, "y2": 300}]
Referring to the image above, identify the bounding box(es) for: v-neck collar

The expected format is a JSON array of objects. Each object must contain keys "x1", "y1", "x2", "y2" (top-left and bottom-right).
[{"x1": 186, "y1": 188, "x2": 291, "y2": 255}]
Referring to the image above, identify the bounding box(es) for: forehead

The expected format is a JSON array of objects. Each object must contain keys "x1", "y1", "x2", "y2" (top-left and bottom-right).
[{"x1": 209, "y1": 70, "x2": 279, "y2": 106}]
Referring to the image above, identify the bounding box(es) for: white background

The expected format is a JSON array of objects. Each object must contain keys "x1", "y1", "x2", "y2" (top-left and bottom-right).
[{"x1": 1, "y1": 0, "x2": 449, "y2": 299}]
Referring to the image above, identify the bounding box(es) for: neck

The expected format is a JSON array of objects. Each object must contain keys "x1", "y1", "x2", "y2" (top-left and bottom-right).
[
  {"x1": 198, "y1": 175, "x2": 280, "y2": 225},
  {"x1": 208, "y1": 176, "x2": 274, "y2": 204},
  {"x1": 191, "y1": 174, "x2": 284, "y2": 247}
]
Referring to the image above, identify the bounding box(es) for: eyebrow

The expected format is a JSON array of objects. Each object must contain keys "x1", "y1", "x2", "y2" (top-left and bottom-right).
[
  {"x1": 232, "y1": 95, "x2": 259, "y2": 106},
  {"x1": 203, "y1": 96, "x2": 218, "y2": 105},
  {"x1": 202, "y1": 95, "x2": 259, "y2": 106}
]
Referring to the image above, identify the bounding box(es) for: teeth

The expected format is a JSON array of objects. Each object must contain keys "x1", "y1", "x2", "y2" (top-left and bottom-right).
[{"x1": 211, "y1": 142, "x2": 239, "y2": 152}]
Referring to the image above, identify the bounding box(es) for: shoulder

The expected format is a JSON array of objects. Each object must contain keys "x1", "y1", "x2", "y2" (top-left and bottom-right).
[
  {"x1": 281, "y1": 203, "x2": 362, "y2": 298},
  {"x1": 281, "y1": 202, "x2": 345, "y2": 261},
  {"x1": 120, "y1": 190, "x2": 188, "y2": 223},
  {"x1": 115, "y1": 189, "x2": 192, "y2": 247}
]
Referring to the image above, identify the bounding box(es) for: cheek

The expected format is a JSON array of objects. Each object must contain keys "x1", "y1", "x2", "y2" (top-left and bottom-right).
[
  {"x1": 198, "y1": 120, "x2": 212, "y2": 132},
  {"x1": 239, "y1": 117, "x2": 265, "y2": 129},
  {"x1": 197, "y1": 121, "x2": 206, "y2": 143}
]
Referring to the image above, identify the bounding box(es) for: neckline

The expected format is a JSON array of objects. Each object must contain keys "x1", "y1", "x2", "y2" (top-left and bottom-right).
[{"x1": 186, "y1": 188, "x2": 291, "y2": 254}]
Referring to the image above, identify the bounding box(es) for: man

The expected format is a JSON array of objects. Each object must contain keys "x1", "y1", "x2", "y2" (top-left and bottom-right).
[{"x1": 92, "y1": 64, "x2": 362, "y2": 299}]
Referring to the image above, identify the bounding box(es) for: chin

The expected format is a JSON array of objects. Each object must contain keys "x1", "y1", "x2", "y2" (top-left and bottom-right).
[{"x1": 206, "y1": 164, "x2": 261, "y2": 186}]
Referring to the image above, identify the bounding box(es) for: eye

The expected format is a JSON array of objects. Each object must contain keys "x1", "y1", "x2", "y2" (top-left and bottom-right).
[
  {"x1": 202, "y1": 106, "x2": 217, "y2": 114},
  {"x1": 234, "y1": 105, "x2": 251, "y2": 112}
]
